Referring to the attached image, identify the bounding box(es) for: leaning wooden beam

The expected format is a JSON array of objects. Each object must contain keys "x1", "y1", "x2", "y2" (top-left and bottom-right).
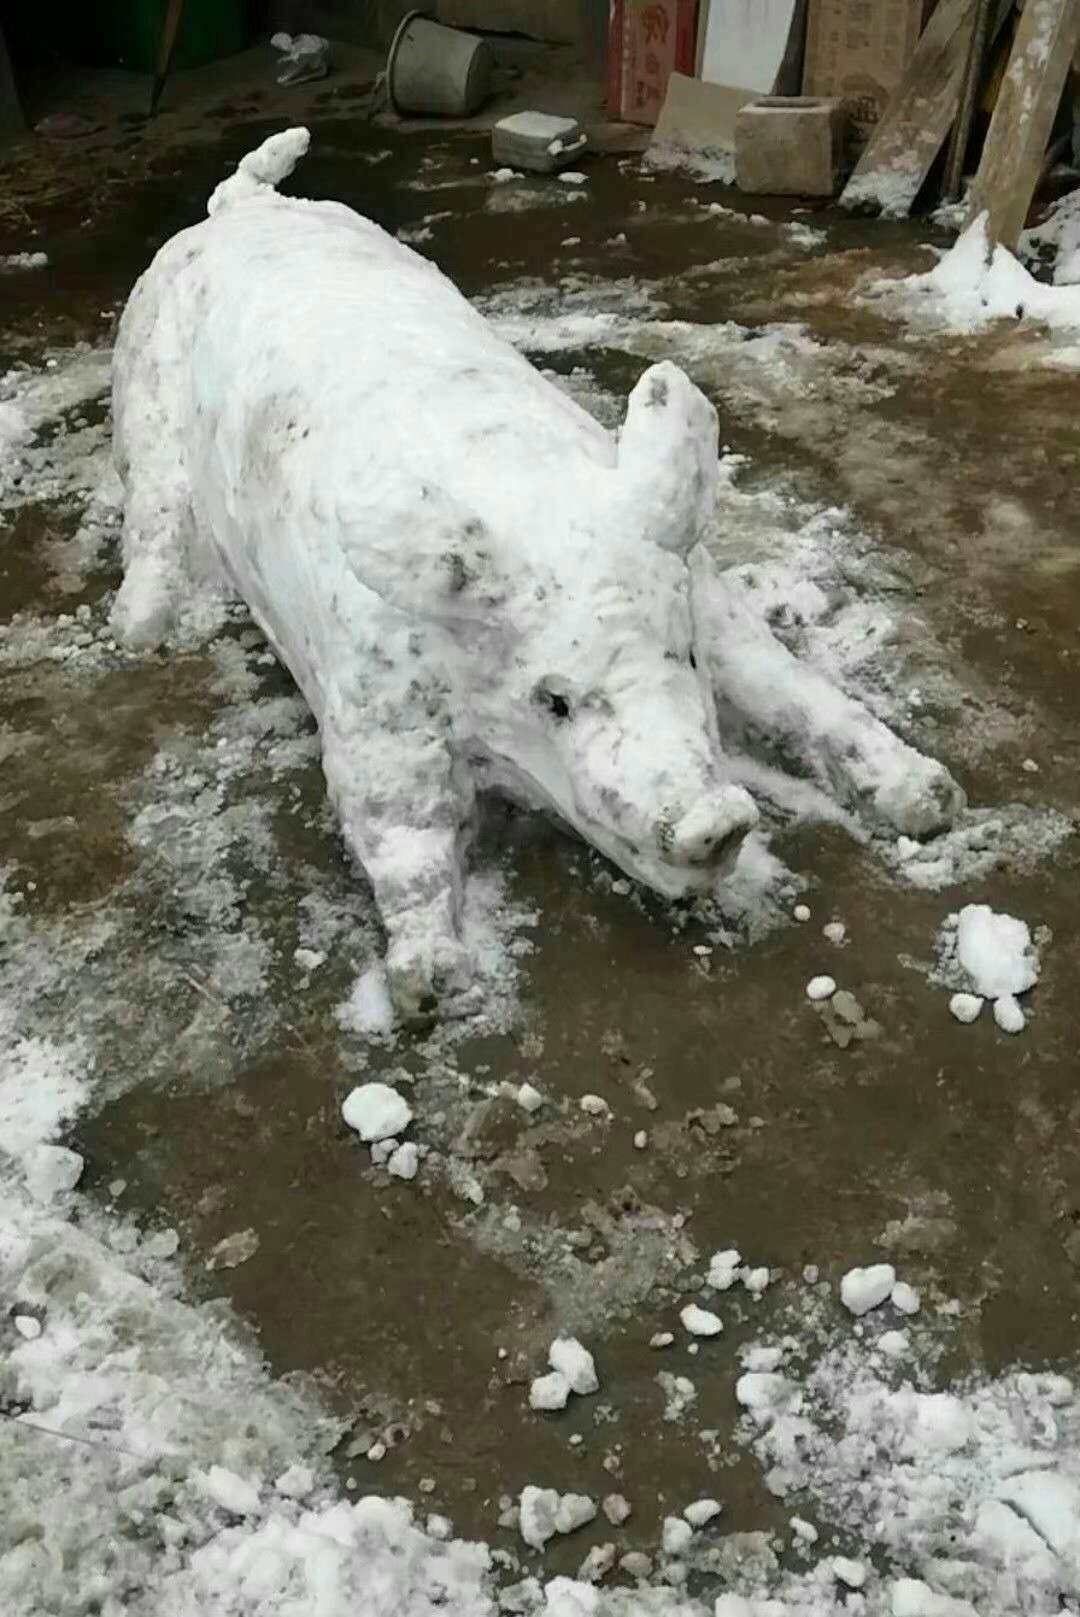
[
  {"x1": 964, "y1": 0, "x2": 1080, "y2": 250},
  {"x1": 841, "y1": 0, "x2": 1012, "y2": 216},
  {"x1": 0, "y1": 21, "x2": 25, "y2": 136}
]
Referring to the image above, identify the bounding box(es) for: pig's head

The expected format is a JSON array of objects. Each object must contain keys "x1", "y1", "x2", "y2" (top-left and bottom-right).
[
  {"x1": 465, "y1": 533, "x2": 758, "y2": 896},
  {"x1": 341, "y1": 359, "x2": 758, "y2": 896}
]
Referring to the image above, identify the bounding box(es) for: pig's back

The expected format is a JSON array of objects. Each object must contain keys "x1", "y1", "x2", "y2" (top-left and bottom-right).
[{"x1": 182, "y1": 194, "x2": 614, "y2": 523}]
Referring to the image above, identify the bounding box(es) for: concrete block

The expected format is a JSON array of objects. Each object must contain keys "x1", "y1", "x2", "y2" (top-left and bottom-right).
[{"x1": 735, "y1": 95, "x2": 847, "y2": 197}]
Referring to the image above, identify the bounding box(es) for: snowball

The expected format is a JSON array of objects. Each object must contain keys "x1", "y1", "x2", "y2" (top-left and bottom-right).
[
  {"x1": 387, "y1": 1141, "x2": 419, "y2": 1180},
  {"x1": 579, "y1": 1094, "x2": 610, "y2": 1116},
  {"x1": 681, "y1": 1303, "x2": 723, "y2": 1337},
  {"x1": 993, "y1": 994, "x2": 1025, "y2": 1034},
  {"x1": 520, "y1": 1485, "x2": 560, "y2": 1548},
  {"x1": 13, "y1": 1314, "x2": 42, "y2": 1340},
  {"x1": 791, "y1": 1516, "x2": 818, "y2": 1543},
  {"x1": 741, "y1": 1266, "x2": 770, "y2": 1297},
  {"x1": 662, "y1": 1515, "x2": 693, "y2": 1555},
  {"x1": 684, "y1": 1498, "x2": 722, "y2": 1528},
  {"x1": 517, "y1": 1082, "x2": 543, "y2": 1113},
  {"x1": 793, "y1": 903, "x2": 811, "y2": 922},
  {"x1": 891, "y1": 1281, "x2": 921, "y2": 1316},
  {"x1": 823, "y1": 921, "x2": 846, "y2": 945},
  {"x1": 530, "y1": 1371, "x2": 571, "y2": 1411},
  {"x1": 949, "y1": 993, "x2": 983, "y2": 1024},
  {"x1": 806, "y1": 975, "x2": 837, "y2": 1002},
  {"x1": 633, "y1": 1129, "x2": 648, "y2": 1149},
  {"x1": 840, "y1": 1263, "x2": 896, "y2": 1316},
  {"x1": 649, "y1": 1330, "x2": 674, "y2": 1348},
  {"x1": 549, "y1": 1336, "x2": 599, "y2": 1395},
  {"x1": 341, "y1": 1082, "x2": 412, "y2": 1141},
  {"x1": 196, "y1": 1465, "x2": 261, "y2": 1516},
  {"x1": 955, "y1": 904, "x2": 1038, "y2": 999},
  {"x1": 24, "y1": 1144, "x2": 84, "y2": 1204}
]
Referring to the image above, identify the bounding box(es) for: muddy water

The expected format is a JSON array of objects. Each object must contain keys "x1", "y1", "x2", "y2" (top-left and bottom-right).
[{"x1": 5, "y1": 114, "x2": 1080, "y2": 1568}]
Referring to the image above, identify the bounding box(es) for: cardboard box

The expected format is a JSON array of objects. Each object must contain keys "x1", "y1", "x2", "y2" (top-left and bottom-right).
[
  {"x1": 608, "y1": 0, "x2": 699, "y2": 126},
  {"x1": 802, "y1": 0, "x2": 927, "y2": 144}
]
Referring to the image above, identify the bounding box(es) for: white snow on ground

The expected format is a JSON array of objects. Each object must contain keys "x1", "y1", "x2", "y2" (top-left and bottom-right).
[
  {"x1": 3, "y1": 295, "x2": 1080, "y2": 1614},
  {"x1": 1023, "y1": 187, "x2": 1080, "y2": 285},
  {"x1": 869, "y1": 214, "x2": 1080, "y2": 344}
]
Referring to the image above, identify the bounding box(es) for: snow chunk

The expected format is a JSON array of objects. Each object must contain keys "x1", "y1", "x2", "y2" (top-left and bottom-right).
[
  {"x1": 955, "y1": 904, "x2": 1038, "y2": 1000},
  {"x1": 793, "y1": 903, "x2": 811, "y2": 922},
  {"x1": 993, "y1": 994, "x2": 1025, "y2": 1034},
  {"x1": 13, "y1": 1314, "x2": 42, "y2": 1340},
  {"x1": 833, "y1": 1556, "x2": 866, "y2": 1588},
  {"x1": 891, "y1": 1281, "x2": 921, "y2": 1316},
  {"x1": 707, "y1": 1248, "x2": 742, "y2": 1290},
  {"x1": 549, "y1": 1336, "x2": 599, "y2": 1395},
  {"x1": 387, "y1": 1141, "x2": 419, "y2": 1180},
  {"x1": 949, "y1": 992, "x2": 983, "y2": 1024},
  {"x1": 195, "y1": 1465, "x2": 261, "y2": 1516},
  {"x1": 578, "y1": 1094, "x2": 610, "y2": 1117},
  {"x1": 661, "y1": 1515, "x2": 693, "y2": 1555},
  {"x1": 823, "y1": 921, "x2": 846, "y2": 945},
  {"x1": 530, "y1": 1371, "x2": 571, "y2": 1411},
  {"x1": 684, "y1": 1498, "x2": 722, "y2": 1528},
  {"x1": 337, "y1": 963, "x2": 395, "y2": 1036},
  {"x1": 603, "y1": 1493, "x2": 632, "y2": 1525},
  {"x1": 517, "y1": 1081, "x2": 543, "y2": 1113},
  {"x1": 841, "y1": 1263, "x2": 896, "y2": 1316},
  {"x1": 554, "y1": 1494, "x2": 596, "y2": 1534},
  {"x1": 520, "y1": 1485, "x2": 560, "y2": 1548},
  {"x1": 806, "y1": 975, "x2": 836, "y2": 1001},
  {"x1": 274, "y1": 1464, "x2": 314, "y2": 1499},
  {"x1": 681, "y1": 1302, "x2": 723, "y2": 1337},
  {"x1": 341, "y1": 1082, "x2": 412, "y2": 1141}
]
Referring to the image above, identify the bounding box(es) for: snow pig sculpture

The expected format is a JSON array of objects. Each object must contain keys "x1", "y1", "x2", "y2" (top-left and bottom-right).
[{"x1": 111, "y1": 128, "x2": 964, "y2": 1021}]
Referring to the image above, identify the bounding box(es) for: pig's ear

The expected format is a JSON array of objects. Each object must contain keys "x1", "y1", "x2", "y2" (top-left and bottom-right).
[
  {"x1": 338, "y1": 487, "x2": 513, "y2": 627},
  {"x1": 613, "y1": 361, "x2": 719, "y2": 557}
]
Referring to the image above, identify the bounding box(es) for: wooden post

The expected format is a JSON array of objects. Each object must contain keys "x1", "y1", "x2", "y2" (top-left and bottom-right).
[
  {"x1": 0, "y1": 22, "x2": 25, "y2": 136},
  {"x1": 942, "y1": 0, "x2": 994, "y2": 200},
  {"x1": 964, "y1": 0, "x2": 1080, "y2": 250}
]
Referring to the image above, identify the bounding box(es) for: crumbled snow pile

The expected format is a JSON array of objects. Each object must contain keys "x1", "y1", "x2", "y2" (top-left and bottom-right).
[
  {"x1": 872, "y1": 214, "x2": 1080, "y2": 338},
  {"x1": 935, "y1": 904, "x2": 1040, "y2": 1034},
  {"x1": 736, "y1": 1327, "x2": 1080, "y2": 1616},
  {"x1": 1, "y1": 251, "x2": 48, "y2": 271}
]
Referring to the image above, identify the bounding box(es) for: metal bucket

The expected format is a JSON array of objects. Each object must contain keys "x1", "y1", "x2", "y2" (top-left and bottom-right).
[{"x1": 386, "y1": 10, "x2": 494, "y2": 117}]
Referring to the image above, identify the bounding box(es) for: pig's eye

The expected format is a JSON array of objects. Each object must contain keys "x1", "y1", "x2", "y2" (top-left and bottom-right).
[{"x1": 534, "y1": 683, "x2": 572, "y2": 722}]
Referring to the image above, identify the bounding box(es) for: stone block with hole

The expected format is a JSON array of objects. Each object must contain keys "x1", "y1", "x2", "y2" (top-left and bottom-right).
[{"x1": 735, "y1": 96, "x2": 847, "y2": 197}]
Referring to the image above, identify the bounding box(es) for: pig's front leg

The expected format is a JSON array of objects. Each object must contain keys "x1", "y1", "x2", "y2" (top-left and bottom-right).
[
  {"x1": 321, "y1": 706, "x2": 475, "y2": 1026},
  {"x1": 691, "y1": 551, "x2": 965, "y2": 839}
]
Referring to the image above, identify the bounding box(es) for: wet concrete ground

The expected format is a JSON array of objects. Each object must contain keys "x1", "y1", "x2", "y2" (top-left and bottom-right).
[{"x1": 3, "y1": 99, "x2": 1080, "y2": 1574}]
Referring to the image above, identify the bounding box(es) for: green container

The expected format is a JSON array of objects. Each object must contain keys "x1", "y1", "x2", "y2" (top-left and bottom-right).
[{"x1": 78, "y1": 0, "x2": 250, "y2": 74}]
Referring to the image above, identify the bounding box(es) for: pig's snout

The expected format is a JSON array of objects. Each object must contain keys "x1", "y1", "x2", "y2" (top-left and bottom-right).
[{"x1": 659, "y1": 789, "x2": 758, "y2": 871}]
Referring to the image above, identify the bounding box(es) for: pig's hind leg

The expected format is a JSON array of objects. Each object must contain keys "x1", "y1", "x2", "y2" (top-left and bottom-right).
[
  {"x1": 691, "y1": 552, "x2": 965, "y2": 839},
  {"x1": 321, "y1": 706, "x2": 476, "y2": 1026},
  {"x1": 110, "y1": 271, "x2": 219, "y2": 649}
]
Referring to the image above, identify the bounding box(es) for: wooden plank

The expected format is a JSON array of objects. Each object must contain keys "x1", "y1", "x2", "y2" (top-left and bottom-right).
[
  {"x1": 841, "y1": 0, "x2": 1011, "y2": 216},
  {"x1": 964, "y1": 0, "x2": 1080, "y2": 250}
]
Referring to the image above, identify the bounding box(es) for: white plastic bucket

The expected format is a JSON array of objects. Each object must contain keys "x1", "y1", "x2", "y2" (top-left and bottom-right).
[{"x1": 386, "y1": 11, "x2": 494, "y2": 117}]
